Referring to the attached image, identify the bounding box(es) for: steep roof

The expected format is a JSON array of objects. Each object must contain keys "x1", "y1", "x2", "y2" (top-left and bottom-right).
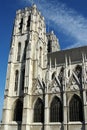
[{"x1": 48, "y1": 46, "x2": 87, "y2": 66}]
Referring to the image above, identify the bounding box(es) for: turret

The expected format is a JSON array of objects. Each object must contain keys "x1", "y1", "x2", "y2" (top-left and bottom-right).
[{"x1": 46, "y1": 30, "x2": 60, "y2": 53}]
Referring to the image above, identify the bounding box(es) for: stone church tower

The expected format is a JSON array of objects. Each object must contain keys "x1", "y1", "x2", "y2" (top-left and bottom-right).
[{"x1": 1, "y1": 4, "x2": 87, "y2": 130}]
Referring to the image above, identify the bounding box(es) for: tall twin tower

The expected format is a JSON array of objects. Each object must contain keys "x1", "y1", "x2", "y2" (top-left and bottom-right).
[{"x1": 1, "y1": 4, "x2": 87, "y2": 130}]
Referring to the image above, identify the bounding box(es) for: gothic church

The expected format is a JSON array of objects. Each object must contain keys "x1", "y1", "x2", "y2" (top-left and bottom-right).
[{"x1": 0, "y1": 4, "x2": 87, "y2": 130}]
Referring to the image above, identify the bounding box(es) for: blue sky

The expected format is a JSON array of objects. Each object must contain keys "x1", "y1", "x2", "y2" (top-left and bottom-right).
[{"x1": 0, "y1": 0, "x2": 87, "y2": 121}]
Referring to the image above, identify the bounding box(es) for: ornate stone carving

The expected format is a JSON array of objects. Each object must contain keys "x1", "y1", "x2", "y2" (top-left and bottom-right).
[
  {"x1": 32, "y1": 78, "x2": 43, "y2": 94},
  {"x1": 48, "y1": 79, "x2": 60, "y2": 93}
]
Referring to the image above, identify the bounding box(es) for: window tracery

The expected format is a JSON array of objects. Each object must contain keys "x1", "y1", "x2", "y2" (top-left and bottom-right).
[
  {"x1": 69, "y1": 94, "x2": 83, "y2": 122},
  {"x1": 50, "y1": 96, "x2": 63, "y2": 122},
  {"x1": 34, "y1": 98, "x2": 44, "y2": 122}
]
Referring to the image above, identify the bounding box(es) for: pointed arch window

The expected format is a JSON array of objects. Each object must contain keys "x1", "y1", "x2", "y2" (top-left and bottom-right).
[
  {"x1": 17, "y1": 42, "x2": 21, "y2": 61},
  {"x1": 22, "y1": 68, "x2": 25, "y2": 90},
  {"x1": 19, "y1": 18, "x2": 23, "y2": 33},
  {"x1": 27, "y1": 15, "x2": 31, "y2": 30},
  {"x1": 13, "y1": 100, "x2": 23, "y2": 122},
  {"x1": 69, "y1": 94, "x2": 83, "y2": 121},
  {"x1": 50, "y1": 96, "x2": 63, "y2": 122},
  {"x1": 34, "y1": 98, "x2": 44, "y2": 122},
  {"x1": 48, "y1": 40, "x2": 52, "y2": 53},
  {"x1": 23, "y1": 40, "x2": 28, "y2": 61},
  {"x1": 14, "y1": 70, "x2": 19, "y2": 91}
]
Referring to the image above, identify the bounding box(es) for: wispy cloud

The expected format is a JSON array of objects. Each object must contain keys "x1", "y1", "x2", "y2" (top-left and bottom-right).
[{"x1": 22, "y1": 0, "x2": 87, "y2": 49}]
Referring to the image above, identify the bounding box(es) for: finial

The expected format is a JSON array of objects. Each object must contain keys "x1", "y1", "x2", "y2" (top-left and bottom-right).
[
  {"x1": 33, "y1": 4, "x2": 37, "y2": 8},
  {"x1": 42, "y1": 16, "x2": 44, "y2": 21},
  {"x1": 51, "y1": 30, "x2": 54, "y2": 34}
]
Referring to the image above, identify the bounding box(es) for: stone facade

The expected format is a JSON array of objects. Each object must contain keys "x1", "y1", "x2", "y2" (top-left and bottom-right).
[{"x1": 1, "y1": 4, "x2": 87, "y2": 130}]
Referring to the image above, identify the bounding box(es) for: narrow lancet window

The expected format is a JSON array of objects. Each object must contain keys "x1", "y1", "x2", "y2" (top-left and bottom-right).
[
  {"x1": 23, "y1": 40, "x2": 28, "y2": 61},
  {"x1": 22, "y1": 68, "x2": 25, "y2": 90},
  {"x1": 48, "y1": 40, "x2": 52, "y2": 53},
  {"x1": 14, "y1": 70, "x2": 19, "y2": 91},
  {"x1": 17, "y1": 42, "x2": 21, "y2": 61},
  {"x1": 19, "y1": 18, "x2": 23, "y2": 33},
  {"x1": 27, "y1": 15, "x2": 31, "y2": 30}
]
